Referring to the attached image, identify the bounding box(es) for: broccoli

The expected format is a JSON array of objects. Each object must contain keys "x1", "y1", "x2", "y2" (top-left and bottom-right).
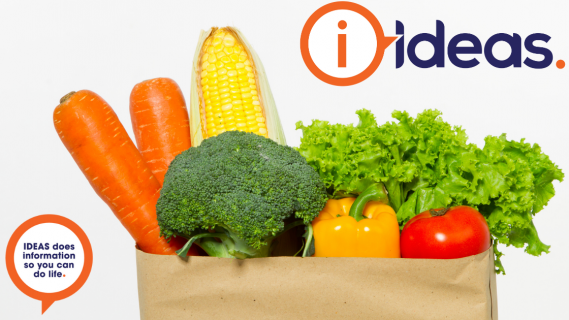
[{"x1": 156, "y1": 131, "x2": 328, "y2": 259}]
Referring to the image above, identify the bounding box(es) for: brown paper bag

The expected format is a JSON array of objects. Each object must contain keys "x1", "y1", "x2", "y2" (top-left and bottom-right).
[{"x1": 136, "y1": 247, "x2": 497, "y2": 320}]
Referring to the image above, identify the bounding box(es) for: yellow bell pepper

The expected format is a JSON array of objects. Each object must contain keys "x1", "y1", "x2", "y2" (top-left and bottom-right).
[{"x1": 312, "y1": 183, "x2": 400, "y2": 258}]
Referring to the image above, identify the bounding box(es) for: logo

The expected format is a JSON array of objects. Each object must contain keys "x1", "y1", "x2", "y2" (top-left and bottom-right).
[
  {"x1": 301, "y1": 2, "x2": 565, "y2": 86},
  {"x1": 300, "y1": 1, "x2": 396, "y2": 86},
  {"x1": 395, "y1": 20, "x2": 564, "y2": 69},
  {"x1": 6, "y1": 215, "x2": 93, "y2": 314}
]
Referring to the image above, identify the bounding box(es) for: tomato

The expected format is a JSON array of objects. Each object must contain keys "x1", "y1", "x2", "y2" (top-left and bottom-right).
[{"x1": 400, "y1": 206, "x2": 491, "y2": 259}]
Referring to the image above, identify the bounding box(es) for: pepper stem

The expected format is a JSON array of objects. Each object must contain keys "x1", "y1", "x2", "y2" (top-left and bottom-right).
[
  {"x1": 348, "y1": 183, "x2": 389, "y2": 222},
  {"x1": 429, "y1": 207, "x2": 450, "y2": 217}
]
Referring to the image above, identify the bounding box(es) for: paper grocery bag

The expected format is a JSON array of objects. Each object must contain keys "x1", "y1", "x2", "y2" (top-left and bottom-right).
[{"x1": 136, "y1": 247, "x2": 497, "y2": 320}]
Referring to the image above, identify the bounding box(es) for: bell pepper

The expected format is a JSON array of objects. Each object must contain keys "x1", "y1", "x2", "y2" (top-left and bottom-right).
[{"x1": 312, "y1": 183, "x2": 400, "y2": 258}]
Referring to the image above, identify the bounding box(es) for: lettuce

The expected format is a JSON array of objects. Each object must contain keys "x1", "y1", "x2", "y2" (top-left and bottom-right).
[{"x1": 296, "y1": 109, "x2": 563, "y2": 274}]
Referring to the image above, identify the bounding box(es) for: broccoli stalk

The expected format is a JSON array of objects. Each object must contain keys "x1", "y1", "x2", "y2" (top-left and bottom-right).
[
  {"x1": 176, "y1": 220, "x2": 306, "y2": 258},
  {"x1": 157, "y1": 131, "x2": 328, "y2": 259}
]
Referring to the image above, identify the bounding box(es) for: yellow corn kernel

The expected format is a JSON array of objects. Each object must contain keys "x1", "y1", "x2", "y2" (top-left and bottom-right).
[
  {"x1": 203, "y1": 39, "x2": 211, "y2": 51},
  {"x1": 197, "y1": 28, "x2": 269, "y2": 139}
]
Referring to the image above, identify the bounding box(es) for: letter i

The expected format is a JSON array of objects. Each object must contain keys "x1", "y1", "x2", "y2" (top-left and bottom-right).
[
  {"x1": 396, "y1": 21, "x2": 404, "y2": 68},
  {"x1": 338, "y1": 20, "x2": 347, "y2": 68}
]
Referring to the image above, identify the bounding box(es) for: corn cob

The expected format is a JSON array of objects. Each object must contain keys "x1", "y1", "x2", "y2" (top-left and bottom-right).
[{"x1": 190, "y1": 27, "x2": 286, "y2": 146}]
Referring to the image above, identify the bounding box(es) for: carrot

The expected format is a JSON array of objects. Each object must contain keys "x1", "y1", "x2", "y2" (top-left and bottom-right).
[
  {"x1": 129, "y1": 78, "x2": 192, "y2": 185},
  {"x1": 53, "y1": 90, "x2": 198, "y2": 255}
]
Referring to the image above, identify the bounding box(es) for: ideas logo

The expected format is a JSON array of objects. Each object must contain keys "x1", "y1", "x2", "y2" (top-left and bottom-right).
[
  {"x1": 395, "y1": 21, "x2": 564, "y2": 70},
  {"x1": 300, "y1": 2, "x2": 397, "y2": 86},
  {"x1": 301, "y1": 1, "x2": 565, "y2": 87}
]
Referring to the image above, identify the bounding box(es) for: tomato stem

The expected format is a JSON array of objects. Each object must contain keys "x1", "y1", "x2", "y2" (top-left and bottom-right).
[{"x1": 429, "y1": 207, "x2": 450, "y2": 217}]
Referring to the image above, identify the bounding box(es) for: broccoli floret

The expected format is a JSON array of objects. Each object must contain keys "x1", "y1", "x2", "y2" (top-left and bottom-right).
[{"x1": 157, "y1": 131, "x2": 328, "y2": 259}]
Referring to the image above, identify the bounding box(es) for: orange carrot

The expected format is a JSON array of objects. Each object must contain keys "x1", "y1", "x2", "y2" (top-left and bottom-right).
[
  {"x1": 129, "y1": 78, "x2": 191, "y2": 185},
  {"x1": 53, "y1": 90, "x2": 198, "y2": 255}
]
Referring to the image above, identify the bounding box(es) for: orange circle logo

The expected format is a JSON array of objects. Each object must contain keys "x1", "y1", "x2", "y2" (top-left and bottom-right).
[
  {"x1": 300, "y1": 1, "x2": 397, "y2": 86},
  {"x1": 5, "y1": 215, "x2": 93, "y2": 314}
]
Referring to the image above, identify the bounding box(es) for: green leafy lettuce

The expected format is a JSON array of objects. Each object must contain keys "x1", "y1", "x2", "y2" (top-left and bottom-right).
[{"x1": 296, "y1": 109, "x2": 563, "y2": 274}]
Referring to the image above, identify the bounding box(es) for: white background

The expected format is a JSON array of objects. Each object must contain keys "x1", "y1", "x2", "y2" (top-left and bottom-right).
[{"x1": 0, "y1": 1, "x2": 567, "y2": 319}]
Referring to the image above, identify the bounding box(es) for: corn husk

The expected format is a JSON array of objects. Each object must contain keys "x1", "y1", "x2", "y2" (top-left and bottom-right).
[{"x1": 189, "y1": 27, "x2": 286, "y2": 146}]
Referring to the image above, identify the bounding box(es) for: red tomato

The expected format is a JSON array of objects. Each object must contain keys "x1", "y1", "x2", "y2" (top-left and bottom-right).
[{"x1": 400, "y1": 206, "x2": 491, "y2": 259}]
